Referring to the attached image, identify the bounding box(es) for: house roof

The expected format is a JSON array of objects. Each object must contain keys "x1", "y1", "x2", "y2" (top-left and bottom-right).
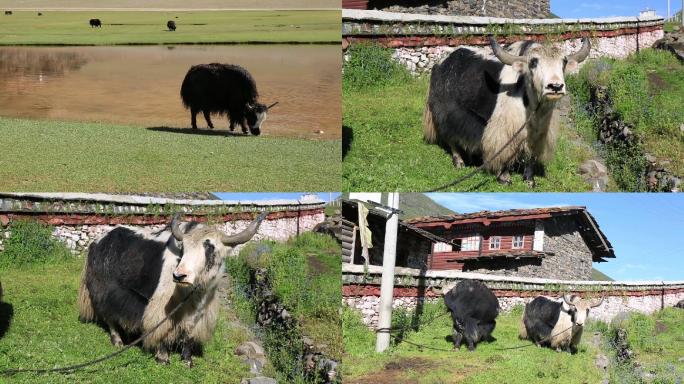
[{"x1": 406, "y1": 206, "x2": 615, "y2": 262}]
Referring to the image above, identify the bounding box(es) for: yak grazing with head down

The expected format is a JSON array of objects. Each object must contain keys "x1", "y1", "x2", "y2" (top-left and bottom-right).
[
  {"x1": 424, "y1": 37, "x2": 591, "y2": 186},
  {"x1": 444, "y1": 280, "x2": 499, "y2": 351},
  {"x1": 180, "y1": 63, "x2": 277, "y2": 135},
  {"x1": 519, "y1": 294, "x2": 604, "y2": 353},
  {"x1": 78, "y1": 212, "x2": 266, "y2": 366}
]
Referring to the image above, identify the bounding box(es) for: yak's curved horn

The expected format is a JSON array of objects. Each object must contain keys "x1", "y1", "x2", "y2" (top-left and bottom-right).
[
  {"x1": 171, "y1": 213, "x2": 185, "y2": 242},
  {"x1": 590, "y1": 296, "x2": 605, "y2": 308},
  {"x1": 221, "y1": 211, "x2": 267, "y2": 246},
  {"x1": 565, "y1": 37, "x2": 591, "y2": 63},
  {"x1": 489, "y1": 35, "x2": 525, "y2": 66},
  {"x1": 562, "y1": 294, "x2": 577, "y2": 306},
  {"x1": 267, "y1": 102, "x2": 279, "y2": 110}
]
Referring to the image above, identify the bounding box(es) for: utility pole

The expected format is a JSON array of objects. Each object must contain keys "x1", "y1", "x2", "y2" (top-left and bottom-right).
[
  {"x1": 375, "y1": 192, "x2": 399, "y2": 353},
  {"x1": 668, "y1": 0, "x2": 671, "y2": 20}
]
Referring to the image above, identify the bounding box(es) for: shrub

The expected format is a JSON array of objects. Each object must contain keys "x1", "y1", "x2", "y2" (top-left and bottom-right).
[
  {"x1": 343, "y1": 42, "x2": 411, "y2": 90},
  {"x1": 0, "y1": 220, "x2": 70, "y2": 269}
]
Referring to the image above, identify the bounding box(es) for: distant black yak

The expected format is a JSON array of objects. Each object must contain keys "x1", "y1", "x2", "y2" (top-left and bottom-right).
[
  {"x1": 180, "y1": 63, "x2": 278, "y2": 135},
  {"x1": 89, "y1": 18, "x2": 102, "y2": 28},
  {"x1": 167, "y1": 20, "x2": 176, "y2": 31},
  {"x1": 37, "y1": 12, "x2": 42, "y2": 16},
  {"x1": 4, "y1": 11, "x2": 12, "y2": 15}
]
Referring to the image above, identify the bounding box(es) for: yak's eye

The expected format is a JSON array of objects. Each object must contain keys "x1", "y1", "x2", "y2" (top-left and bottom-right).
[{"x1": 529, "y1": 57, "x2": 539, "y2": 69}]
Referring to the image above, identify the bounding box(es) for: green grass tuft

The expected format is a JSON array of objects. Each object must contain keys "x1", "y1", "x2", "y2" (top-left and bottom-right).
[
  {"x1": 343, "y1": 43, "x2": 412, "y2": 91},
  {"x1": 0, "y1": 221, "x2": 71, "y2": 269}
]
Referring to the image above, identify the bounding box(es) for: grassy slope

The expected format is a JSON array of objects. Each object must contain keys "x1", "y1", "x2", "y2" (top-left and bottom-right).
[
  {"x1": 0, "y1": 259, "x2": 252, "y2": 384},
  {"x1": 394, "y1": 192, "x2": 456, "y2": 219},
  {"x1": 571, "y1": 49, "x2": 684, "y2": 179},
  {"x1": 342, "y1": 76, "x2": 592, "y2": 192},
  {"x1": 620, "y1": 308, "x2": 684, "y2": 380},
  {"x1": 0, "y1": 10, "x2": 340, "y2": 45},
  {"x1": 343, "y1": 304, "x2": 603, "y2": 384},
  {"x1": 0, "y1": 117, "x2": 340, "y2": 191},
  {"x1": 591, "y1": 268, "x2": 613, "y2": 281}
]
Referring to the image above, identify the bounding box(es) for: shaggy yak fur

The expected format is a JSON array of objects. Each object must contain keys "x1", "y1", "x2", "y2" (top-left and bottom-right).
[
  {"x1": 444, "y1": 280, "x2": 500, "y2": 351},
  {"x1": 78, "y1": 213, "x2": 266, "y2": 366},
  {"x1": 424, "y1": 37, "x2": 591, "y2": 186},
  {"x1": 519, "y1": 294, "x2": 603, "y2": 353},
  {"x1": 180, "y1": 63, "x2": 276, "y2": 135},
  {"x1": 89, "y1": 18, "x2": 101, "y2": 27}
]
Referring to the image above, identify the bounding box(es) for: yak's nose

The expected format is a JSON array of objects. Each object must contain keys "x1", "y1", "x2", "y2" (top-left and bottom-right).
[
  {"x1": 547, "y1": 83, "x2": 565, "y2": 93},
  {"x1": 173, "y1": 272, "x2": 187, "y2": 282}
]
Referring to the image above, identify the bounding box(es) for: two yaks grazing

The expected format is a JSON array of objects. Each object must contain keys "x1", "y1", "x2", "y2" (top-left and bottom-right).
[
  {"x1": 424, "y1": 37, "x2": 591, "y2": 186},
  {"x1": 180, "y1": 63, "x2": 278, "y2": 135},
  {"x1": 444, "y1": 280, "x2": 603, "y2": 353},
  {"x1": 78, "y1": 213, "x2": 266, "y2": 366}
]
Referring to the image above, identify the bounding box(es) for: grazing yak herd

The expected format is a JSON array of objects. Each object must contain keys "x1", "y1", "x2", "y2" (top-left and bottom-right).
[
  {"x1": 444, "y1": 280, "x2": 604, "y2": 353},
  {"x1": 424, "y1": 36, "x2": 591, "y2": 186},
  {"x1": 78, "y1": 213, "x2": 266, "y2": 366}
]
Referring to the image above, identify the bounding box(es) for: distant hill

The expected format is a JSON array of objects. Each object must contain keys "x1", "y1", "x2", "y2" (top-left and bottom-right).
[
  {"x1": 591, "y1": 268, "x2": 614, "y2": 281},
  {"x1": 341, "y1": 193, "x2": 455, "y2": 219},
  {"x1": 392, "y1": 193, "x2": 455, "y2": 219}
]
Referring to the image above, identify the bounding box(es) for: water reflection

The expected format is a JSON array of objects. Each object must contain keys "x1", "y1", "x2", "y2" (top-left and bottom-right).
[{"x1": 0, "y1": 45, "x2": 340, "y2": 139}]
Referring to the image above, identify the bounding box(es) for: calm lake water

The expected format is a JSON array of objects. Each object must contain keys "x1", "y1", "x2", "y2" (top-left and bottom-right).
[{"x1": 0, "y1": 45, "x2": 341, "y2": 139}]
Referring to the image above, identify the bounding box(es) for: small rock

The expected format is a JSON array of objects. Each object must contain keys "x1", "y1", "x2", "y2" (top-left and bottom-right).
[
  {"x1": 680, "y1": 123, "x2": 684, "y2": 133},
  {"x1": 595, "y1": 353, "x2": 609, "y2": 371}
]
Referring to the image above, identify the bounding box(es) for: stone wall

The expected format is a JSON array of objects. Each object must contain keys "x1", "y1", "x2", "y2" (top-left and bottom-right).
[
  {"x1": 0, "y1": 193, "x2": 326, "y2": 255},
  {"x1": 373, "y1": 0, "x2": 550, "y2": 19},
  {"x1": 343, "y1": 10, "x2": 665, "y2": 74},
  {"x1": 343, "y1": 264, "x2": 684, "y2": 327}
]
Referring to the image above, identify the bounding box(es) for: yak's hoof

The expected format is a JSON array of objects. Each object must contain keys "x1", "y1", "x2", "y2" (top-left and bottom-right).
[
  {"x1": 497, "y1": 175, "x2": 512, "y2": 185},
  {"x1": 183, "y1": 359, "x2": 193, "y2": 368},
  {"x1": 110, "y1": 336, "x2": 123, "y2": 347},
  {"x1": 452, "y1": 156, "x2": 465, "y2": 168},
  {"x1": 155, "y1": 356, "x2": 170, "y2": 365},
  {"x1": 526, "y1": 179, "x2": 536, "y2": 188}
]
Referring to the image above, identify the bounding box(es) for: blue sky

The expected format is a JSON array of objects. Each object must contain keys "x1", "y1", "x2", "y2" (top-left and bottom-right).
[
  {"x1": 426, "y1": 193, "x2": 684, "y2": 282},
  {"x1": 213, "y1": 192, "x2": 340, "y2": 202},
  {"x1": 552, "y1": 0, "x2": 677, "y2": 18}
]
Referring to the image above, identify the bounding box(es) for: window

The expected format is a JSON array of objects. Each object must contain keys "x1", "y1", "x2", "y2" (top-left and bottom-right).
[
  {"x1": 433, "y1": 242, "x2": 452, "y2": 253},
  {"x1": 512, "y1": 235, "x2": 524, "y2": 249},
  {"x1": 489, "y1": 236, "x2": 501, "y2": 250},
  {"x1": 461, "y1": 235, "x2": 480, "y2": 251}
]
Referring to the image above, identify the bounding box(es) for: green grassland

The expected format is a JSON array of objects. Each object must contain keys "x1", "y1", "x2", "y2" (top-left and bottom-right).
[
  {"x1": 0, "y1": 117, "x2": 340, "y2": 192},
  {"x1": 0, "y1": 10, "x2": 340, "y2": 45},
  {"x1": 0, "y1": 258, "x2": 253, "y2": 384},
  {"x1": 343, "y1": 304, "x2": 604, "y2": 384}
]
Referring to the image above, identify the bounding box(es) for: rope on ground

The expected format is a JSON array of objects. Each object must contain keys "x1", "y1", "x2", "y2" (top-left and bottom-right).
[{"x1": 1, "y1": 286, "x2": 198, "y2": 376}]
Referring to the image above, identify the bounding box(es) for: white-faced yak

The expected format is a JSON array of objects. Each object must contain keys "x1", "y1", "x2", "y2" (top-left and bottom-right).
[
  {"x1": 180, "y1": 63, "x2": 278, "y2": 135},
  {"x1": 424, "y1": 36, "x2": 591, "y2": 186},
  {"x1": 78, "y1": 213, "x2": 266, "y2": 366},
  {"x1": 444, "y1": 280, "x2": 500, "y2": 351},
  {"x1": 519, "y1": 294, "x2": 604, "y2": 353}
]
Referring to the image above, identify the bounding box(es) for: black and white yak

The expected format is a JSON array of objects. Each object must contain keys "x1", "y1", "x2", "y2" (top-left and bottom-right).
[
  {"x1": 424, "y1": 36, "x2": 591, "y2": 186},
  {"x1": 78, "y1": 213, "x2": 266, "y2": 366},
  {"x1": 167, "y1": 20, "x2": 176, "y2": 31},
  {"x1": 519, "y1": 294, "x2": 604, "y2": 353},
  {"x1": 444, "y1": 280, "x2": 500, "y2": 351},
  {"x1": 180, "y1": 63, "x2": 278, "y2": 135}
]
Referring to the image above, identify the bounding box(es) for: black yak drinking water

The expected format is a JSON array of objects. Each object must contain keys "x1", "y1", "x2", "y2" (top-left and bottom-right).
[
  {"x1": 89, "y1": 18, "x2": 101, "y2": 28},
  {"x1": 167, "y1": 20, "x2": 176, "y2": 31},
  {"x1": 180, "y1": 63, "x2": 277, "y2": 135}
]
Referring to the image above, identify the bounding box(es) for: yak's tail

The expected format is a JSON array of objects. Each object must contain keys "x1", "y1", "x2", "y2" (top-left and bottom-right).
[
  {"x1": 77, "y1": 254, "x2": 95, "y2": 323},
  {"x1": 423, "y1": 79, "x2": 437, "y2": 144},
  {"x1": 518, "y1": 308, "x2": 528, "y2": 340}
]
